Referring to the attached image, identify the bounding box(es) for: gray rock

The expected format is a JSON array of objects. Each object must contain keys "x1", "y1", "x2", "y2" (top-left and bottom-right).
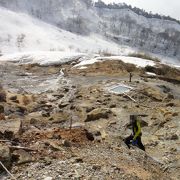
[
  {"x1": 140, "y1": 119, "x2": 148, "y2": 127},
  {"x1": 52, "y1": 94, "x2": 64, "y2": 98},
  {"x1": 109, "y1": 104, "x2": 116, "y2": 108},
  {"x1": 58, "y1": 102, "x2": 70, "y2": 108},
  {"x1": 85, "y1": 130, "x2": 94, "y2": 141},
  {"x1": 85, "y1": 108, "x2": 111, "y2": 122},
  {"x1": 166, "y1": 102, "x2": 175, "y2": 107},
  {"x1": 0, "y1": 119, "x2": 22, "y2": 135},
  {"x1": 0, "y1": 113, "x2": 5, "y2": 120},
  {"x1": 12, "y1": 149, "x2": 34, "y2": 164},
  {"x1": 9, "y1": 95, "x2": 17, "y2": 101},
  {"x1": 16, "y1": 106, "x2": 27, "y2": 114},
  {"x1": 62, "y1": 140, "x2": 71, "y2": 147},
  {"x1": 0, "y1": 89, "x2": 6, "y2": 102},
  {"x1": 167, "y1": 134, "x2": 178, "y2": 140},
  {"x1": 0, "y1": 105, "x2": 4, "y2": 113},
  {"x1": 164, "y1": 93, "x2": 174, "y2": 100},
  {"x1": 30, "y1": 118, "x2": 38, "y2": 124},
  {"x1": 41, "y1": 110, "x2": 50, "y2": 117},
  {"x1": 0, "y1": 144, "x2": 11, "y2": 171}
]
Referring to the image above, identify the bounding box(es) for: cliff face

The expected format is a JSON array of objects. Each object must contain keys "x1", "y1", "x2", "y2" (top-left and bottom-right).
[
  {"x1": 0, "y1": 0, "x2": 180, "y2": 60},
  {"x1": 95, "y1": 7, "x2": 180, "y2": 59}
]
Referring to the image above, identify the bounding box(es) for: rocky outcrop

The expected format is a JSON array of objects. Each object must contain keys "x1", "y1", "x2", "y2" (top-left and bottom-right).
[
  {"x1": 85, "y1": 108, "x2": 111, "y2": 122},
  {"x1": 0, "y1": 144, "x2": 11, "y2": 171},
  {"x1": 141, "y1": 87, "x2": 165, "y2": 101},
  {"x1": 0, "y1": 119, "x2": 22, "y2": 135},
  {"x1": 12, "y1": 150, "x2": 34, "y2": 164},
  {"x1": 0, "y1": 84, "x2": 6, "y2": 102},
  {"x1": 0, "y1": 63, "x2": 179, "y2": 179}
]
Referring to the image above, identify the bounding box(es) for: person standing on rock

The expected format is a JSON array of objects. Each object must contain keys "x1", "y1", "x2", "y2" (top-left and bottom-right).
[{"x1": 124, "y1": 115, "x2": 145, "y2": 151}]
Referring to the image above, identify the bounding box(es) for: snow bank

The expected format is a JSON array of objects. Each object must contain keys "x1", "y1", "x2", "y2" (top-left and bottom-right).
[
  {"x1": 0, "y1": 51, "x2": 156, "y2": 68},
  {"x1": 0, "y1": 51, "x2": 86, "y2": 66},
  {"x1": 74, "y1": 55, "x2": 156, "y2": 68}
]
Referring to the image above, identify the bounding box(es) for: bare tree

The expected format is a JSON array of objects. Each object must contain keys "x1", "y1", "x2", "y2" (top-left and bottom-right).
[{"x1": 16, "y1": 34, "x2": 25, "y2": 51}]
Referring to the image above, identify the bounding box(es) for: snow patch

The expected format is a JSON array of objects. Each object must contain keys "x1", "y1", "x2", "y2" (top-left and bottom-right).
[
  {"x1": 146, "y1": 72, "x2": 156, "y2": 76},
  {"x1": 74, "y1": 55, "x2": 156, "y2": 68},
  {"x1": 77, "y1": 66, "x2": 88, "y2": 69}
]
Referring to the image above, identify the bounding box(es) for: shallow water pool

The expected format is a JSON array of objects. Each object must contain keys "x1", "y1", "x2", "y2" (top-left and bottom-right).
[{"x1": 109, "y1": 84, "x2": 132, "y2": 94}]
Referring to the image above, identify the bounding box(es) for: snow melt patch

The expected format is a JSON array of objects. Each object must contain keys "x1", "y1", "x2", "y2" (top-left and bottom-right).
[
  {"x1": 104, "y1": 56, "x2": 155, "y2": 67},
  {"x1": 74, "y1": 57, "x2": 101, "y2": 67},
  {"x1": 77, "y1": 66, "x2": 88, "y2": 69},
  {"x1": 146, "y1": 72, "x2": 156, "y2": 76}
]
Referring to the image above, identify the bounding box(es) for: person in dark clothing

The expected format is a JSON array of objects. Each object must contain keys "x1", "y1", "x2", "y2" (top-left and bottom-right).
[{"x1": 124, "y1": 115, "x2": 145, "y2": 151}]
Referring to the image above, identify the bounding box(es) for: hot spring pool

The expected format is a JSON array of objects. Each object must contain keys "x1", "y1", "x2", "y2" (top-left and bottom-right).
[{"x1": 108, "y1": 84, "x2": 132, "y2": 94}]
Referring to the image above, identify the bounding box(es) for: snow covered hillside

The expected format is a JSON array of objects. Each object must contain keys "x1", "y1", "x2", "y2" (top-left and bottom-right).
[
  {"x1": 0, "y1": 0, "x2": 180, "y2": 67},
  {"x1": 0, "y1": 0, "x2": 180, "y2": 61},
  {"x1": 0, "y1": 6, "x2": 127, "y2": 55}
]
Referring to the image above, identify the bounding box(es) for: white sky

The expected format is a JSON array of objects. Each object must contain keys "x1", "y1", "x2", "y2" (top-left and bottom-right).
[{"x1": 94, "y1": 0, "x2": 180, "y2": 20}]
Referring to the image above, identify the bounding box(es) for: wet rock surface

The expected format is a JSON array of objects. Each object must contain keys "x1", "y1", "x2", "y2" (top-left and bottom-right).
[{"x1": 0, "y1": 61, "x2": 179, "y2": 179}]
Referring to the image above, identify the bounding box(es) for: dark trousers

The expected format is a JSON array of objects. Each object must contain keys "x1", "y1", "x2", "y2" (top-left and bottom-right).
[{"x1": 124, "y1": 134, "x2": 145, "y2": 151}]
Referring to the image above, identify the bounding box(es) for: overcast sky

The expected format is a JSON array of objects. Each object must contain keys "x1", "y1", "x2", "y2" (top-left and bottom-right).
[{"x1": 94, "y1": 0, "x2": 180, "y2": 20}]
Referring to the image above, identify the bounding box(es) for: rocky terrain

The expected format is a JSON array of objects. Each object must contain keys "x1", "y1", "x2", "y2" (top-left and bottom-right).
[{"x1": 0, "y1": 59, "x2": 180, "y2": 180}]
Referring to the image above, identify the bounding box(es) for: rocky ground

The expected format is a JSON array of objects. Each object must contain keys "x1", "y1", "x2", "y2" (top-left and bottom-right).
[{"x1": 0, "y1": 59, "x2": 180, "y2": 180}]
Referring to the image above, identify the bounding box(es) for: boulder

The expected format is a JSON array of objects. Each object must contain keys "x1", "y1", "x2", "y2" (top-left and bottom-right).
[
  {"x1": 12, "y1": 149, "x2": 33, "y2": 164},
  {"x1": 0, "y1": 113, "x2": 5, "y2": 120},
  {"x1": 58, "y1": 102, "x2": 70, "y2": 108},
  {"x1": 5, "y1": 105, "x2": 27, "y2": 116},
  {"x1": 0, "y1": 144, "x2": 11, "y2": 171},
  {"x1": 86, "y1": 106, "x2": 95, "y2": 113},
  {"x1": 158, "y1": 85, "x2": 171, "y2": 93},
  {"x1": 9, "y1": 95, "x2": 17, "y2": 101},
  {"x1": 41, "y1": 110, "x2": 50, "y2": 117},
  {"x1": 16, "y1": 106, "x2": 27, "y2": 114},
  {"x1": 0, "y1": 119, "x2": 22, "y2": 135},
  {"x1": 30, "y1": 118, "x2": 38, "y2": 124},
  {"x1": 166, "y1": 102, "x2": 175, "y2": 107},
  {"x1": 62, "y1": 140, "x2": 71, "y2": 147},
  {"x1": 109, "y1": 103, "x2": 116, "y2": 108},
  {"x1": 0, "y1": 105, "x2": 4, "y2": 113},
  {"x1": 166, "y1": 134, "x2": 178, "y2": 140},
  {"x1": 52, "y1": 94, "x2": 64, "y2": 98},
  {"x1": 85, "y1": 130, "x2": 94, "y2": 141},
  {"x1": 0, "y1": 87, "x2": 6, "y2": 102},
  {"x1": 85, "y1": 108, "x2": 111, "y2": 122},
  {"x1": 140, "y1": 119, "x2": 148, "y2": 127},
  {"x1": 100, "y1": 130, "x2": 108, "y2": 140},
  {"x1": 163, "y1": 93, "x2": 174, "y2": 101},
  {"x1": 142, "y1": 87, "x2": 164, "y2": 101}
]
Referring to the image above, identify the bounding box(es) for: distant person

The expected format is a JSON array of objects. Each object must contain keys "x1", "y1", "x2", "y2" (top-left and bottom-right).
[
  {"x1": 124, "y1": 115, "x2": 145, "y2": 151},
  {"x1": 129, "y1": 72, "x2": 133, "y2": 82}
]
